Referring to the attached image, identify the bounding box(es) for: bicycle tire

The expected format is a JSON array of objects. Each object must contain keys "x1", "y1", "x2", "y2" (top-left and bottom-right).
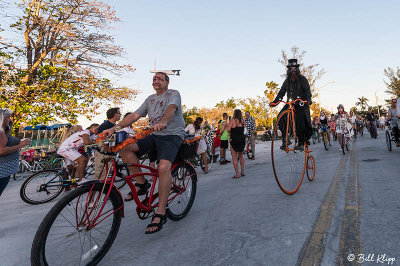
[
  {"x1": 206, "y1": 150, "x2": 213, "y2": 171},
  {"x1": 20, "y1": 170, "x2": 63, "y2": 205},
  {"x1": 323, "y1": 133, "x2": 329, "y2": 151},
  {"x1": 386, "y1": 131, "x2": 392, "y2": 151},
  {"x1": 306, "y1": 155, "x2": 315, "y2": 181},
  {"x1": 271, "y1": 110, "x2": 306, "y2": 195},
  {"x1": 246, "y1": 143, "x2": 253, "y2": 159},
  {"x1": 341, "y1": 134, "x2": 346, "y2": 155},
  {"x1": 13, "y1": 161, "x2": 29, "y2": 181},
  {"x1": 166, "y1": 162, "x2": 197, "y2": 220},
  {"x1": 31, "y1": 183, "x2": 123, "y2": 266}
]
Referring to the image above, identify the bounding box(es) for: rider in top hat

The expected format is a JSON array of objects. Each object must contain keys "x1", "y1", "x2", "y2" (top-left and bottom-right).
[{"x1": 269, "y1": 58, "x2": 313, "y2": 150}]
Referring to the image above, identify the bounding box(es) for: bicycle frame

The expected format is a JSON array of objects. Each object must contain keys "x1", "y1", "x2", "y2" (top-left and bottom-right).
[{"x1": 82, "y1": 158, "x2": 195, "y2": 229}]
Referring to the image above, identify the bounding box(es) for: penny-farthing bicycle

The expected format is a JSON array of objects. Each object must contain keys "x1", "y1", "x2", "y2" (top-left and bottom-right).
[{"x1": 270, "y1": 99, "x2": 316, "y2": 195}]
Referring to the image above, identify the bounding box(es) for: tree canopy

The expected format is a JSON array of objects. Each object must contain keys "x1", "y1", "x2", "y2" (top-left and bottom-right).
[{"x1": 0, "y1": 0, "x2": 137, "y2": 132}]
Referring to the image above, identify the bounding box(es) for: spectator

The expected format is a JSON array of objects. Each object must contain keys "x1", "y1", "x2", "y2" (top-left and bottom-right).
[
  {"x1": 244, "y1": 111, "x2": 256, "y2": 160},
  {"x1": 95, "y1": 107, "x2": 122, "y2": 180},
  {"x1": 212, "y1": 120, "x2": 221, "y2": 162},
  {"x1": 0, "y1": 108, "x2": 30, "y2": 196},
  {"x1": 220, "y1": 113, "x2": 231, "y2": 165},
  {"x1": 185, "y1": 117, "x2": 208, "y2": 173},
  {"x1": 226, "y1": 109, "x2": 245, "y2": 178}
]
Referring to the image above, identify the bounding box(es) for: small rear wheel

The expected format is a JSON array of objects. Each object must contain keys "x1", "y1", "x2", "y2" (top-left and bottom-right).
[
  {"x1": 306, "y1": 155, "x2": 315, "y2": 181},
  {"x1": 166, "y1": 162, "x2": 197, "y2": 220},
  {"x1": 20, "y1": 170, "x2": 63, "y2": 205}
]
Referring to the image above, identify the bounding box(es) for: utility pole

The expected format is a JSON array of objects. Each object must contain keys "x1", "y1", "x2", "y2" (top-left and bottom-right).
[{"x1": 375, "y1": 91, "x2": 380, "y2": 117}]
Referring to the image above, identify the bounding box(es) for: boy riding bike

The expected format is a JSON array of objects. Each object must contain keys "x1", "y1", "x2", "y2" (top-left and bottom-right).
[
  {"x1": 335, "y1": 104, "x2": 353, "y2": 150},
  {"x1": 57, "y1": 124, "x2": 99, "y2": 183}
]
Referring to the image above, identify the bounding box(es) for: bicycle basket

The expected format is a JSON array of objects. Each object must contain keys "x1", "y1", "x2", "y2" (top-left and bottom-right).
[{"x1": 174, "y1": 137, "x2": 200, "y2": 162}]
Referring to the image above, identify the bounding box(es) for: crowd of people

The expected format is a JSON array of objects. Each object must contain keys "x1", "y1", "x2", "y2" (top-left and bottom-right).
[{"x1": 2, "y1": 60, "x2": 400, "y2": 235}]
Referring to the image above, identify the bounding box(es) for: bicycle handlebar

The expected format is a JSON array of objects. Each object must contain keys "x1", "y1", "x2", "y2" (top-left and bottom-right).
[{"x1": 270, "y1": 99, "x2": 308, "y2": 107}]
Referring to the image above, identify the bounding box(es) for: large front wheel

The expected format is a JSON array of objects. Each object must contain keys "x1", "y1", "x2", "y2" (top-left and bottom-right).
[
  {"x1": 271, "y1": 110, "x2": 306, "y2": 195},
  {"x1": 31, "y1": 183, "x2": 123, "y2": 266},
  {"x1": 167, "y1": 162, "x2": 197, "y2": 220}
]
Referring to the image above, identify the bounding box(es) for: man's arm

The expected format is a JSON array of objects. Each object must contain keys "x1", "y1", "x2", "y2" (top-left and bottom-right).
[
  {"x1": 154, "y1": 104, "x2": 177, "y2": 132},
  {"x1": 271, "y1": 81, "x2": 287, "y2": 104}
]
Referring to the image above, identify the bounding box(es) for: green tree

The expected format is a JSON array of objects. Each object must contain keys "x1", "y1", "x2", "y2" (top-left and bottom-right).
[
  {"x1": 278, "y1": 46, "x2": 326, "y2": 104},
  {"x1": 384, "y1": 67, "x2": 400, "y2": 103},
  {"x1": 355, "y1": 97, "x2": 369, "y2": 111},
  {"x1": 0, "y1": 0, "x2": 137, "y2": 132},
  {"x1": 237, "y1": 96, "x2": 269, "y2": 127}
]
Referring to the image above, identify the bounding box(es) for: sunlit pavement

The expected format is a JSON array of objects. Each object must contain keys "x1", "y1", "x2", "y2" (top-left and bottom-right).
[{"x1": 1, "y1": 130, "x2": 399, "y2": 265}]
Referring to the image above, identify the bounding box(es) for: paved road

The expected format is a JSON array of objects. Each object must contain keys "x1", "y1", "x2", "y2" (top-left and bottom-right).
[{"x1": 1, "y1": 131, "x2": 399, "y2": 266}]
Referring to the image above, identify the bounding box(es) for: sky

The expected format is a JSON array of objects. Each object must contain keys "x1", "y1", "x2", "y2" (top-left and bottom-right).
[{"x1": 3, "y1": 0, "x2": 400, "y2": 127}]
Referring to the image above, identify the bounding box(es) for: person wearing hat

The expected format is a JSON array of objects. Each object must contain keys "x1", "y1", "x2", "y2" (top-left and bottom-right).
[
  {"x1": 387, "y1": 99, "x2": 400, "y2": 146},
  {"x1": 269, "y1": 59, "x2": 313, "y2": 151}
]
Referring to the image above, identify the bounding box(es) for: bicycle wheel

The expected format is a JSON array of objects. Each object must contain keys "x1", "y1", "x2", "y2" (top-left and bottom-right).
[
  {"x1": 51, "y1": 157, "x2": 63, "y2": 170},
  {"x1": 271, "y1": 110, "x2": 306, "y2": 195},
  {"x1": 323, "y1": 133, "x2": 329, "y2": 151},
  {"x1": 341, "y1": 134, "x2": 346, "y2": 155},
  {"x1": 360, "y1": 128, "x2": 363, "y2": 136},
  {"x1": 386, "y1": 131, "x2": 392, "y2": 151},
  {"x1": 205, "y1": 150, "x2": 213, "y2": 171},
  {"x1": 20, "y1": 170, "x2": 64, "y2": 205},
  {"x1": 346, "y1": 138, "x2": 350, "y2": 151},
  {"x1": 13, "y1": 161, "x2": 29, "y2": 181},
  {"x1": 166, "y1": 162, "x2": 197, "y2": 220},
  {"x1": 306, "y1": 155, "x2": 315, "y2": 181},
  {"x1": 246, "y1": 143, "x2": 253, "y2": 159},
  {"x1": 31, "y1": 183, "x2": 123, "y2": 266}
]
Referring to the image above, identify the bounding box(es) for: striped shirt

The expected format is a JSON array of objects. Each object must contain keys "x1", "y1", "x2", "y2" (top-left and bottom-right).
[{"x1": 244, "y1": 117, "x2": 256, "y2": 137}]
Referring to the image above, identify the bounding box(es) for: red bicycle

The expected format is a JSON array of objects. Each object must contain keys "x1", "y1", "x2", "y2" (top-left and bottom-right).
[
  {"x1": 31, "y1": 129, "x2": 198, "y2": 266},
  {"x1": 270, "y1": 99, "x2": 316, "y2": 195}
]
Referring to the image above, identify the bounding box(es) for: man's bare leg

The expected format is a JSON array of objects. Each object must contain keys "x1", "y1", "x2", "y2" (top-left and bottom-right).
[
  {"x1": 75, "y1": 156, "x2": 88, "y2": 181},
  {"x1": 120, "y1": 143, "x2": 146, "y2": 184},
  {"x1": 145, "y1": 159, "x2": 172, "y2": 233}
]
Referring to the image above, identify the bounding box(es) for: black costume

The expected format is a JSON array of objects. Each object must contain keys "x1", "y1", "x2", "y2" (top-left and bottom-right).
[{"x1": 272, "y1": 59, "x2": 313, "y2": 145}]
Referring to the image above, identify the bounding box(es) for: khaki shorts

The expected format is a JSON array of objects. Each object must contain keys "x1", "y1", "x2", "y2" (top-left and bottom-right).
[{"x1": 94, "y1": 151, "x2": 113, "y2": 180}]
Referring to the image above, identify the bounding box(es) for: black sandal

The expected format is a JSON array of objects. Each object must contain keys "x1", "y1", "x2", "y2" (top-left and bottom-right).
[
  {"x1": 124, "y1": 180, "x2": 151, "y2": 201},
  {"x1": 145, "y1": 214, "x2": 167, "y2": 234}
]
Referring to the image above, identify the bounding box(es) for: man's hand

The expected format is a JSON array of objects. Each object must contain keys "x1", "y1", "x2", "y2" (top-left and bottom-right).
[
  {"x1": 103, "y1": 127, "x2": 116, "y2": 137},
  {"x1": 153, "y1": 122, "x2": 167, "y2": 132}
]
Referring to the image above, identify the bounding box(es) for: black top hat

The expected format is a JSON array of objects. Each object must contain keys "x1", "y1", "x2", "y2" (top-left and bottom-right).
[{"x1": 287, "y1": 59, "x2": 300, "y2": 68}]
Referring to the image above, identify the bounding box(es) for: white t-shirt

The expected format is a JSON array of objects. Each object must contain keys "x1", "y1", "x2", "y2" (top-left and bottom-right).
[
  {"x1": 185, "y1": 124, "x2": 201, "y2": 136},
  {"x1": 59, "y1": 129, "x2": 90, "y2": 150},
  {"x1": 122, "y1": 127, "x2": 135, "y2": 135}
]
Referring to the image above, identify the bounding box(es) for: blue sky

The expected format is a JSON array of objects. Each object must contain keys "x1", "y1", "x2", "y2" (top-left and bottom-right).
[{"x1": 4, "y1": 0, "x2": 400, "y2": 126}]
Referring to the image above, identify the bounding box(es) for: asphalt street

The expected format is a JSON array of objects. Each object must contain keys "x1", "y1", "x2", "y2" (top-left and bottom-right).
[{"x1": 1, "y1": 130, "x2": 399, "y2": 266}]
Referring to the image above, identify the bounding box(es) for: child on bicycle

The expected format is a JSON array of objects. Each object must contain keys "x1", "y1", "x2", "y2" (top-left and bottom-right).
[
  {"x1": 335, "y1": 104, "x2": 353, "y2": 150},
  {"x1": 319, "y1": 111, "x2": 331, "y2": 146},
  {"x1": 57, "y1": 123, "x2": 99, "y2": 183}
]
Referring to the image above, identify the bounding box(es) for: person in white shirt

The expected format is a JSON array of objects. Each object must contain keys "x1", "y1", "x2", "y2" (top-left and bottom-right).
[
  {"x1": 57, "y1": 123, "x2": 99, "y2": 183},
  {"x1": 185, "y1": 117, "x2": 208, "y2": 173},
  {"x1": 121, "y1": 112, "x2": 135, "y2": 137}
]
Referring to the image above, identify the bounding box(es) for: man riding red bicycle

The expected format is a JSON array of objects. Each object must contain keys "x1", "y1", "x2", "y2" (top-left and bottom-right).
[{"x1": 104, "y1": 72, "x2": 185, "y2": 234}]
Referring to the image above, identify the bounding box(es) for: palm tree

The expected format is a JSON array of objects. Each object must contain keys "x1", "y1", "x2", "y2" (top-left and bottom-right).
[{"x1": 355, "y1": 97, "x2": 369, "y2": 111}]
